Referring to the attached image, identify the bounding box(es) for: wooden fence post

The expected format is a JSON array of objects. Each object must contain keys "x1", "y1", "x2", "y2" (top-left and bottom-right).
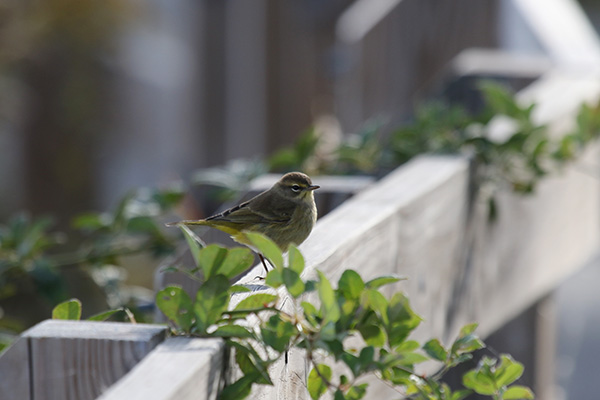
[{"x1": 0, "y1": 320, "x2": 166, "y2": 400}]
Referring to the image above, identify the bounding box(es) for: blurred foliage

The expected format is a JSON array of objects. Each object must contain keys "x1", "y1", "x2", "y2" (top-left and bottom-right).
[
  {"x1": 0, "y1": 185, "x2": 186, "y2": 340},
  {"x1": 209, "y1": 82, "x2": 600, "y2": 217}
]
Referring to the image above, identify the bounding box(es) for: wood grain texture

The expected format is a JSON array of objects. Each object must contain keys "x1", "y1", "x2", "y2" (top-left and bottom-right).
[
  {"x1": 0, "y1": 337, "x2": 30, "y2": 400},
  {"x1": 99, "y1": 337, "x2": 224, "y2": 400},
  {"x1": 23, "y1": 320, "x2": 167, "y2": 400}
]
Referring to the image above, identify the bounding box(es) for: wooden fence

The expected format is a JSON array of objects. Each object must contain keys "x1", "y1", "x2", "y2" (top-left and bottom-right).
[{"x1": 2, "y1": 0, "x2": 600, "y2": 399}]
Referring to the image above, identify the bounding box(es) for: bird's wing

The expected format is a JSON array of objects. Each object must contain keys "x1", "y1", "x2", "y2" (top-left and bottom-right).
[{"x1": 207, "y1": 191, "x2": 293, "y2": 225}]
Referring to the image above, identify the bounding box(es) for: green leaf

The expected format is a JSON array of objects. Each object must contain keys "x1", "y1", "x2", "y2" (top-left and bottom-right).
[
  {"x1": 261, "y1": 315, "x2": 296, "y2": 352},
  {"x1": 358, "y1": 324, "x2": 386, "y2": 347},
  {"x1": 197, "y1": 245, "x2": 228, "y2": 279},
  {"x1": 341, "y1": 353, "x2": 360, "y2": 376},
  {"x1": 72, "y1": 213, "x2": 110, "y2": 230},
  {"x1": 338, "y1": 270, "x2": 364, "y2": 300},
  {"x1": 156, "y1": 286, "x2": 194, "y2": 332},
  {"x1": 451, "y1": 389, "x2": 473, "y2": 400},
  {"x1": 423, "y1": 339, "x2": 448, "y2": 362},
  {"x1": 233, "y1": 344, "x2": 272, "y2": 385},
  {"x1": 362, "y1": 289, "x2": 388, "y2": 320},
  {"x1": 88, "y1": 309, "x2": 123, "y2": 322},
  {"x1": 230, "y1": 285, "x2": 251, "y2": 293},
  {"x1": 211, "y1": 325, "x2": 254, "y2": 338},
  {"x1": 460, "y1": 323, "x2": 478, "y2": 336},
  {"x1": 386, "y1": 293, "x2": 421, "y2": 347},
  {"x1": 265, "y1": 268, "x2": 283, "y2": 288},
  {"x1": 495, "y1": 355, "x2": 524, "y2": 387},
  {"x1": 194, "y1": 275, "x2": 230, "y2": 333},
  {"x1": 219, "y1": 373, "x2": 258, "y2": 400},
  {"x1": 503, "y1": 385, "x2": 534, "y2": 399},
  {"x1": 126, "y1": 216, "x2": 160, "y2": 234},
  {"x1": 178, "y1": 225, "x2": 203, "y2": 268},
  {"x1": 288, "y1": 245, "x2": 304, "y2": 274},
  {"x1": 462, "y1": 370, "x2": 496, "y2": 396},
  {"x1": 365, "y1": 275, "x2": 402, "y2": 289},
  {"x1": 52, "y1": 299, "x2": 82, "y2": 320},
  {"x1": 245, "y1": 232, "x2": 283, "y2": 269},
  {"x1": 358, "y1": 346, "x2": 375, "y2": 370},
  {"x1": 219, "y1": 247, "x2": 255, "y2": 279},
  {"x1": 346, "y1": 383, "x2": 368, "y2": 400},
  {"x1": 234, "y1": 293, "x2": 277, "y2": 311},
  {"x1": 302, "y1": 301, "x2": 320, "y2": 326},
  {"x1": 308, "y1": 364, "x2": 332, "y2": 400},
  {"x1": 282, "y1": 268, "x2": 305, "y2": 298},
  {"x1": 317, "y1": 271, "x2": 340, "y2": 324}
]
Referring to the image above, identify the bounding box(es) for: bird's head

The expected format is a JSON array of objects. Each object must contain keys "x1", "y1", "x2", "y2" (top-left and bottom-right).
[{"x1": 274, "y1": 172, "x2": 320, "y2": 202}]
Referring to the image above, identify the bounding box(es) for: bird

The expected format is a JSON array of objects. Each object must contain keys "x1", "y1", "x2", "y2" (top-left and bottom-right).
[{"x1": 167, "y1": 172, "x2": 319, "y2": 274}]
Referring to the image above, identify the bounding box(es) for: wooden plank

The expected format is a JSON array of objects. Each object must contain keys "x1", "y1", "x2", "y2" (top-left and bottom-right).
[
  {"x1": 512, "y1": 0, "x2": 600, "y2": 67},
  {"x1": 0, "y1": 337, "x2": 30, "y2": 400},
  {"x1": 24, "y1": 320, "x2": 167, "y2": 400},
  {"x1": 98, "y1": 337, "x2": 224, "y2": 400}
]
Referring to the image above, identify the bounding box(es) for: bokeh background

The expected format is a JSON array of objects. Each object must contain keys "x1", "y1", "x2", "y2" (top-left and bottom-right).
[{"x1": 2, "y1": 1, "x2": 600, "y2": 399}]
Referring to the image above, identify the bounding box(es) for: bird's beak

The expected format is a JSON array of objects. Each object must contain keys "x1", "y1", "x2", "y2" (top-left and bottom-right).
[{"x1": 307, "y1": 185, "x2": 320, "y2": 191}]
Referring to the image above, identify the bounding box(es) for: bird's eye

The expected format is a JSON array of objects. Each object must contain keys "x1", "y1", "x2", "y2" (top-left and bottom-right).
[{"x1": 291, "y1": 184, "x2": 301, "y2": 192}]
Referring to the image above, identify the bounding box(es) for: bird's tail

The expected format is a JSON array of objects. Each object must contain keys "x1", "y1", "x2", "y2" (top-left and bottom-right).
[{"x1": 165, "y1": 220, "x2": 208, "y2": 227}]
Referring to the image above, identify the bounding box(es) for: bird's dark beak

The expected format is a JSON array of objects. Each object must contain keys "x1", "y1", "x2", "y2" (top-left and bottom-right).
[{"x1": 307, "y1": 185, "x2": 320, "y2": 191}]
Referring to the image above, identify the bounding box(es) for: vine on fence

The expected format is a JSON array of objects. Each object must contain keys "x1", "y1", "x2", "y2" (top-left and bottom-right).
[{"x1": 145, "y1": 229, "x2": 533, "y2": 400}]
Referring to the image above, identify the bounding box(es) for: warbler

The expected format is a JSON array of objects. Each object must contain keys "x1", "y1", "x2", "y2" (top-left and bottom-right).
[{"x1": 167, "y1": 172, "x2": 319, "y2": 272}]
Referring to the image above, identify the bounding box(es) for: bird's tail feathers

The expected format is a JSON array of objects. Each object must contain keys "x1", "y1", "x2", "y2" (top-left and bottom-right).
[{"x1": 165, "y1": 219, "x2": 208, "y2": 227}]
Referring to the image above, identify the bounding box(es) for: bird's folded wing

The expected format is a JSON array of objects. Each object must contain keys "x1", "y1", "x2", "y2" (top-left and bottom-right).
[{"x1": 213, "y1": 202, "x2": 290, "y2": 225}]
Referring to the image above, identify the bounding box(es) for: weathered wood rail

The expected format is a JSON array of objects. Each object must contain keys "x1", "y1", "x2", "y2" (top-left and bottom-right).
[{"x1": 2, "y1": 0, "x2": 600, "y2": 399}]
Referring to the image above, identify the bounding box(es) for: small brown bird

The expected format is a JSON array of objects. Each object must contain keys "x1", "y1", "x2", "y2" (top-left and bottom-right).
[{"x1": 167, "y1": 172, "x2": 319, "y2": 272}]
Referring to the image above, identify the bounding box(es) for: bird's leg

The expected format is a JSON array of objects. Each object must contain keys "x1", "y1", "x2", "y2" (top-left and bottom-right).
[{"x1": 258, "y1": 253, "x2": 271, "y2": 274}]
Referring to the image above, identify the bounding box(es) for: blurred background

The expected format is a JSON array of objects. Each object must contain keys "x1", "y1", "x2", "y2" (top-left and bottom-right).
[{"x1": 1, "y1": 0, "x2": 600, "y2": 398}]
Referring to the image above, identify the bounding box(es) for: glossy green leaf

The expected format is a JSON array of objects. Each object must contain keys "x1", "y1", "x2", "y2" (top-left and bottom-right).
[
  {"x1": 156, "y1": 286, "x2": 194, "y2": 332},
  {"x1": 261, "y1": 315, "x2": 296, "y2": 352},
  {"x1": 234, "y1": 293, "x2": 277, "y2": 311},
  {"x1": 211, "y1": 324, "x2": 254, "y2": 339},
  {"x1": 265, "y1": 268, "x2": 283, "y2": 288},
  {"x1": 234, "y1": 344, "x2": 272, "y2": 385},
  {"x1": 362, "y1": 289, "x2": 388, "y2": 320},
  {"x1": 194, "y1": 275, "x2": 230, "y2": 333},
  {"x1": 282, "y1": 268, "x2": 305, "y2": 298},
  {"x1": 503, "y1": 385, "x2": 534, "y2": 399},
  {"x1": 245, "y1": 232, "x2": 283, "y2": 269},
  {"x1": 230, "y1": 285, "x2": 251, "y2": 293},
  {"x1": 317, "y1": 271, "x2": 340, "y2": 324},
  {"x1": 338, "y1": 270, "x2": 364, "y2": 300},
  {"x1": 52, "y1": 299, "x2": 82, "y2": 320},
  {"x1": 358, "y1": 346, "x2": 375, "y2": 371},
  {"x1": 219, "y1": 373, "x2": 258, "y2": 400},
  {"x1": 346, "y1": 383, "x2": 368, "y2": 400},
  {"x1": 197, "y1": 245, "x2": 228, "y2": 279},
  {"x1": 462, "y1": 370, "x2": 496, "y2": 396},
  {"x1": 423, "y1": 339, "x2": 448, "y2": 362},
  {"x1": 308, "y1": 364, "x2": 332, "y2": 400},
  {"x1": 219, "y1": 247, "x2": 255, "y2": 279},
  {"x1": 495, "y1": 355, "x2": 524, "y2": 387},
  {"x1": 365, "y1": 275, "x2": 402, "y2": 289},
  {"x1": 288, "y1": 245, "x2": 304, "y2": 274},
  {"x1": 460, "y1": 323, "x2": 478, "y2": 336},
  {"x1": 358, "y1": 324, "x2": 386, "y2": 347}
]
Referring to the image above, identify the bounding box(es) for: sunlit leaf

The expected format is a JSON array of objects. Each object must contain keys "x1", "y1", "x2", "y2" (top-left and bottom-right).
[
  {"x1": 308, "y1": 364, "x2": 332, "y2": 400},
  {"x1": 245, "y1": 232, "x2": 283, "y2": 269},
  {"x1": 52, "y1": 299, "x2": 82, "y2": 320},
  {"x1": 156, "y1": 286, "x2": 194, "y2": 332}
]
